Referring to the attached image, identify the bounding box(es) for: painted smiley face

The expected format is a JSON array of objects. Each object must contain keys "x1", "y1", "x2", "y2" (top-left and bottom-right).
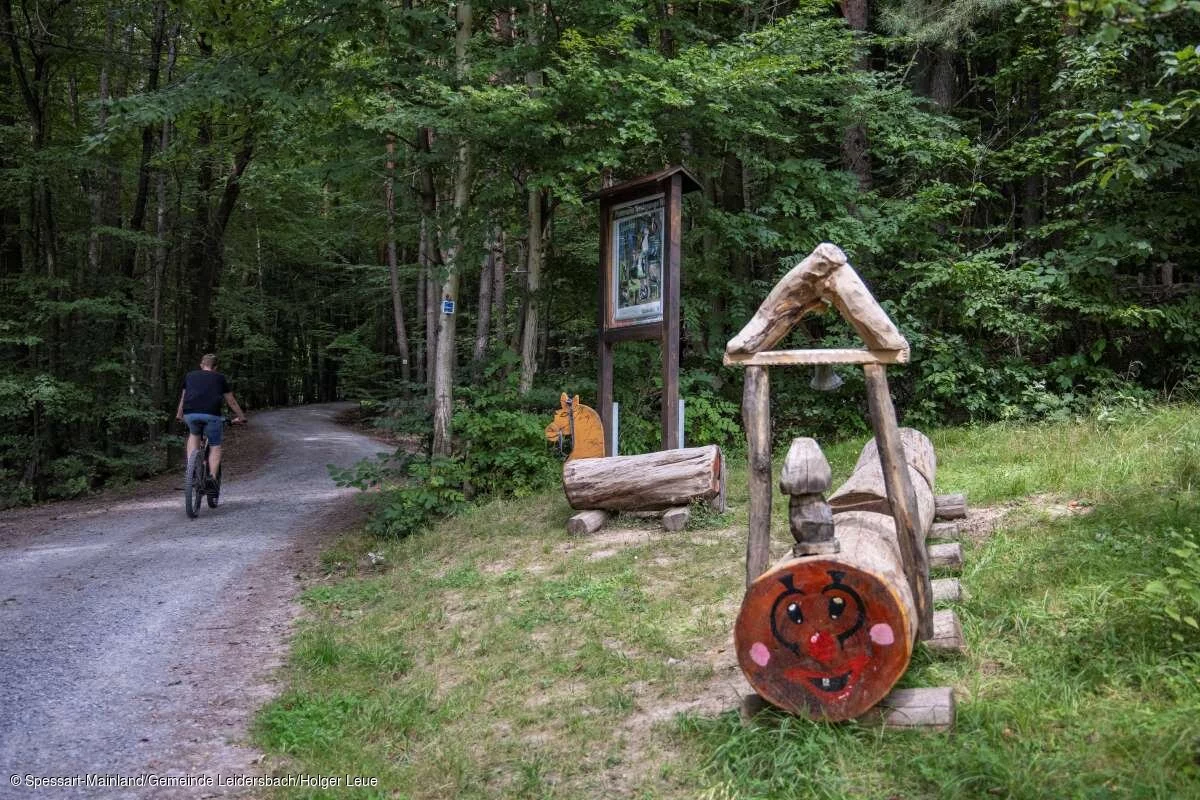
[
  {"x1": 769, "y1": 571, "x2": 869, "y2": 698},
  {"x1": 735, "y1": 559, "x2": 913, "y2": 720}
]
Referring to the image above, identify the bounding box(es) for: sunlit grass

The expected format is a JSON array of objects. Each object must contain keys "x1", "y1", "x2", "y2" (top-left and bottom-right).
[{"x1": 255, "y1": 403, "x2": 1200, "y2": 799}]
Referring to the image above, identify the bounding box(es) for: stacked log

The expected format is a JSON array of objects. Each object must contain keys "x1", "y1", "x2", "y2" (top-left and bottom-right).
[{"x1": 734, "y1": 430, "x2": 937, "y2": 721}]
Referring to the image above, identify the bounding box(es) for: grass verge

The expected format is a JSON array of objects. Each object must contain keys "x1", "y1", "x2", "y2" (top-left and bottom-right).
[{"x1": 254, "y1": 404, "x2": 1200, "y2": 799}]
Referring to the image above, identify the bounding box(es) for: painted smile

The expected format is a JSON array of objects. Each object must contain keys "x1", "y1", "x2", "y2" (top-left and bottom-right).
[
  {"x1": 784, "y1": 653, "x2": 869, "y2": 700},
  {"x1": 809, "y1": 672, "x2": 851, "y2": 693}
]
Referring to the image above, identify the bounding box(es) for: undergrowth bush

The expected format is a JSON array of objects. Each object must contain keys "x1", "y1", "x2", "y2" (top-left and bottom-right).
[
  {"x1": 333, "y1": 388, "x2": 564, "y2": 537},
  {"x1": 1144, "y1": 527, "x2": 1200, "y2": 644}
]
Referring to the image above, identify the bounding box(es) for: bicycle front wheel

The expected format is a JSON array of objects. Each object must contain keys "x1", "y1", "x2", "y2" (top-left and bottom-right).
[{"x1": 185, "y1": 450, "x2": 204, "y2": 518}]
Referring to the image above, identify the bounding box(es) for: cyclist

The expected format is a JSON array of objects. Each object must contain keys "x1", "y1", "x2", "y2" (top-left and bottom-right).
[{"x1": 175, "y1": 353, "x2": 247, "y2": 491}]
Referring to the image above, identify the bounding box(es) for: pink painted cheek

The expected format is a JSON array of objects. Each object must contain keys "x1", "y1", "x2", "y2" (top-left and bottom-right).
[
  {"x1": 749, "y1": 641, "x2": 771, "y2": 667},
  {"x1": 869, "y1": 623, "x2": 895, "y2": 646}
]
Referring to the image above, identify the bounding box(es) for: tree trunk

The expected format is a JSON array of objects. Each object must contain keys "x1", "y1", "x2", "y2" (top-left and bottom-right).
[
  {"x1": 470, "y1": 232, "x2": 494, "y2": 378},
  {"x1": 491, "y1": 227, "x2": 507, "y2": 350},
  {"x1": 839, "y1": 0, "x2": 872, "y2": 191},
  {"x1": 121, "y1": 0, "x2": 167, "y2": 281},
  {"x1": 518, "y1": 184, "x2": 542, "y2": 393},
  {"x1": 147, "y1": 23, "x2": 179, "y2": 436},
  {"x1": 385, "y1": 133, "x2": 412, "y2": 383},
  {"x1": 431, "y1": 0, "x2": 473, "y2": 457},
  {"x1": 518, "y1": 9, "x2": 544, "y2": 394},
  {"x1": 562, "y1": 445, "x2": 723, "y2": 511},
  {"x1": 930, "y1": 48, "x2": 956, "y2": 109}
]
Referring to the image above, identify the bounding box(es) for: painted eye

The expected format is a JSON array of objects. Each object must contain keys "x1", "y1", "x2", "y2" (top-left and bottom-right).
[
  {"x1": 828, "y1": 596, "x2": 845, "y2": 619},
  {"x1": 786, "y1": 602, "x2": 803, "y2": 623}
]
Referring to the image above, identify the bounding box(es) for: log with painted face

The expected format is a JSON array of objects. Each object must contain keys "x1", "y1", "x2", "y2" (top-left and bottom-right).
[{"x1": 735, "y1": 511, "x2": 918, "y2": 720}]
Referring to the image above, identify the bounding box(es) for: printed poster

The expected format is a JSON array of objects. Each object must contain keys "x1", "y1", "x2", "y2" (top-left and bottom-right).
[{"x1": 610, "y1": 194, "x2": 664, "y2": 325}]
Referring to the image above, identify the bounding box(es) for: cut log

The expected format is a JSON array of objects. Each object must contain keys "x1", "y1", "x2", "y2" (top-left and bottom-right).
[
  {"x1": 930, "y1": 522, "x2": 961, "y2": 541},
  {"x1": 780, "y1": 437, "x2": 832, "y2": 495},
  {"x1": 860, "y1": 687, "x2": 955, "y2": 731},
  {"x1": 850, "y1": 427, "x2": 936, "y2": 489},
  {"x1": 744, "y1": 367, "x2": 772, "y2": 586},
  {"x1": 735, "y1": 510, "x2": 917, "y2": 721},
  {"x1": 829, "y1": 429, "x2": 936, "y2": 532},
  {"x1": 723, "y1": 348, "x2": 907, "y2": 367},
  {"x1": 934, "y1": 493, "x2": 967, "y2": 520},
  {"x1": 924, "y1": 610, "x2": 965, "y2": 654},
  {"x1": 931, "y1": 578, "x2": 962, "y2": 604},
  {"x1": 928, "y1": 542, "x2": 963, "y2": 570},
  {"x1": 562, "y1": 445, "x2": 722, "y2": 512},
  {"x1": 567, "y1": 509, "x2": 611, "y2": 535},
  {"x1": 661, "y1": 506, "x2": 690, "y2": 532}
]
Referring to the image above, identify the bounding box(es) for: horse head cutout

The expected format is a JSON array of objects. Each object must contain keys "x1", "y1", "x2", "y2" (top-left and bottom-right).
[{"x1": 544, "y1": 393, "x2": 606, "y2": 461}]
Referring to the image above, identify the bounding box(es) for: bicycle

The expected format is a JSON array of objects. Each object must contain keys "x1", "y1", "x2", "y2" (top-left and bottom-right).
[{"x1": 183, "y1": 417, "x2": 243, "y2": 518}]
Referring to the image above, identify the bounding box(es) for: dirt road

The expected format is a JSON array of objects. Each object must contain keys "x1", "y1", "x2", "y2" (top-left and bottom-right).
[{"x1": 0, "y1": 403, "x2": 388, "y2": 797}]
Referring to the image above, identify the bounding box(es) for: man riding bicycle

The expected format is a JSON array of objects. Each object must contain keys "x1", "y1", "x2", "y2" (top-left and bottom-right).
[{"x1": 175, "y1": 353, "x2": 247, "y2": 490}]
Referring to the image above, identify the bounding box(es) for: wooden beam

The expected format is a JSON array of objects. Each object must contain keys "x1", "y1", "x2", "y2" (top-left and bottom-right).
[
  {"x1": 931, "y1": 577, "x2": 963, "y2": 603},
  {"x1": 929, "y1": 542, "x2": 963, "y2": 570},
  {"x1": 863, "y1": 363, "x2": 934, "y2": 641},
  {"x1": 930, "y1": 521, "x2": 962, "y2": 541},
  {"x1": 743, "y1": 366, "x2": 772, "y2": 587},
  {"x1": 661, "y1": 173, "x2": 682, "y2": 450},
  {"x1": 934, "y1": 493, "x2": 968, "y2": 520},
  {"x1": 924, "y1": 609, "x2": 966, "y2": 654},
  {"x1": 723, "y1": 348, "x2": 909, "y2": 367},
  {"x1": 861, "y1": 687, "x2": 956, "y2": 731},
  {"x1": 567, "y1": 509, "x2": 611, "y2": 535}
]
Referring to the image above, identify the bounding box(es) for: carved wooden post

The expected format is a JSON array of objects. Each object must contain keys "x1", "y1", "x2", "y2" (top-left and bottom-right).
[
  {"x1": 863, "y1": 363, "x2": 934, "y2": 640},
  {"x1": 780, "y1": 438, "x2": 838, "y2": 556},
  {"x1": 743, "y1": 366, "x2": 772, "y2": 586}
]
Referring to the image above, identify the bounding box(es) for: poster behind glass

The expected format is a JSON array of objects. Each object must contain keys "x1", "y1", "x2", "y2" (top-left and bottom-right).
[{"x1": 610, "y1": 194, "x2": 664, "y2": 326}]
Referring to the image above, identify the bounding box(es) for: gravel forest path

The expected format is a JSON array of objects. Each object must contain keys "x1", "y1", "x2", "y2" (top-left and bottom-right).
[{"x1": 0, "y1": 403, "x2": 387, "y2": 797}]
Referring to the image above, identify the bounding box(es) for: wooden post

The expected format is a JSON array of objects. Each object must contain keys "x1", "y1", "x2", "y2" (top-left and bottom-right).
[
  {"x1": 598, "y1": 340, "x2": 614, "y2": 456},
  {"x1": 744, "y1": 366, "x2": 771, "y2": 586},
  {"x1": 661, "y1": 173, "x2": 682, "y2": 450},
  {"x1": 863, "y1": 363, "x2": 934, "y2": 640}
]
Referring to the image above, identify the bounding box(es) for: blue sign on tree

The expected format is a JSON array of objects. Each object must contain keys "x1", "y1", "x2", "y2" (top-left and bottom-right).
[{"x1": 442, "y1": 298, "x2": 455, "y2": 315}]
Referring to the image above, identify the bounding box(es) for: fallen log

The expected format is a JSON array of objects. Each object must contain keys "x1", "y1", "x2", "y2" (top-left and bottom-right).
[{"x1": 562, "y1": 445, "x2": 723, "y2": 511}]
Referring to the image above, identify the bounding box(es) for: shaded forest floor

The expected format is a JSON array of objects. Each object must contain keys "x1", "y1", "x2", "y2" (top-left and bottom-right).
[{"x1": 253, "y1": 405, "x2": 1200, "y2": 799}]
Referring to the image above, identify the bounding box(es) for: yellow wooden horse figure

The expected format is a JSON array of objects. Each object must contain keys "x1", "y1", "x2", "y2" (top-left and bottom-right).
[{"x1": 545, "y1": 393, "x2": 605, "y2": 461}]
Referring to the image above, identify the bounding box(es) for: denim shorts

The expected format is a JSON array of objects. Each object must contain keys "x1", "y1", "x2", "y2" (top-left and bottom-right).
[{"x1": 183, "y1": 413, "x2": 225, "y2": 445}]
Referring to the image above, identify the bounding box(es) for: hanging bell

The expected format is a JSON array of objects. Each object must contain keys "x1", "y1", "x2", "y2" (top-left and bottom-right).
[{"x1": 810, "y1": 364, "x2": 843, "y2": 392}]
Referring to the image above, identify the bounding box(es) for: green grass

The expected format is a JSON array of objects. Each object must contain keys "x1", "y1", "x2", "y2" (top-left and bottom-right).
[{"x1": 254, "y1": 404, "x2": 1200, "y2": 799}]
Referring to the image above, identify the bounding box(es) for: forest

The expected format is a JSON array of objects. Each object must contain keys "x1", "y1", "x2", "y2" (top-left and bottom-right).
[{"x1": 1, "y1": 0, "x2": 1197, "y2": 508}]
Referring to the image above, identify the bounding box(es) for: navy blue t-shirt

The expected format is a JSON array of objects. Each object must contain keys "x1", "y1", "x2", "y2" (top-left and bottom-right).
[{"x1": 182, "y1": 370, "x2": 231, "y2": 416}]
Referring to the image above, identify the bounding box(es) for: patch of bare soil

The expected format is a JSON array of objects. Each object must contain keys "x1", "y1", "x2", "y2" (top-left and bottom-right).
[{"x1": 956, "y1": 493, "x2": 1096, "y2": 543}]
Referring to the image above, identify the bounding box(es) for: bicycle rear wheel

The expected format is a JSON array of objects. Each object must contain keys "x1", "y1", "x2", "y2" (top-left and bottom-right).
[
  {"x1": 185, "y1": 450, "x2": 204, "y2": 518},
  {"x1": 206, "y1": 463, "x2": 222, "y2": 508}
]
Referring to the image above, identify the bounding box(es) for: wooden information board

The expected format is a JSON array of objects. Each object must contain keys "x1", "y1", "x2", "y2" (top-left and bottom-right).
[{"x1": 588, "y1": 166, "x2": 701, "y2": 455}]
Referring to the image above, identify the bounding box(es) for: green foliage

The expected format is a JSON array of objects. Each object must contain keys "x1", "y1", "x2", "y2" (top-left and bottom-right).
[
  {"x1": 331, "y1": 453, "x2": 468, "y2": 539},
  {"x1": 1144, "y1": 528, "x2": 1200, "y2": 642},
  {"x1": 453, "y1": 403, "x2": 559, "y2": 499}
]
